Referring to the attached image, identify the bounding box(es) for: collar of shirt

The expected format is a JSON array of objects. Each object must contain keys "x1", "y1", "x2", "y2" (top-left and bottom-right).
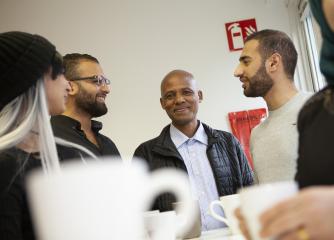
[
  {"x1": 169, "y1": 122, "x2": 208, "y2": 148},
  {"x1": 51, "y1": 115, "x2": 103, "y2": 133}
]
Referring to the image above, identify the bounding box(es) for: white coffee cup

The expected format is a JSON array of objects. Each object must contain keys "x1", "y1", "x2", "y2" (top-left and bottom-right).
[
  {"x1": 144, "y1": 211, "x2": 177, "y2": 240},
  {"x1": 143, "y1": 210, "x2": 160, "y2": 239},
  {"x1": 239, "y1": 181, "x2": 298, "y2": 240},
  {"x1": 208, "y1": 194, "x2": 240, "y2": 235},
  {"x1": 27, "y1": 158, "x2": 197, "y2": 240},
  {"x1": 173, "y1": 200, "x2": 201, "y2": 239}
]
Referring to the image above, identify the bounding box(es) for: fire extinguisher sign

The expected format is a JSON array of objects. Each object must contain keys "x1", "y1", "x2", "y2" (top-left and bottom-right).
[{"x1": 225, "y1": 18, "x2": 257, "y2": 52}]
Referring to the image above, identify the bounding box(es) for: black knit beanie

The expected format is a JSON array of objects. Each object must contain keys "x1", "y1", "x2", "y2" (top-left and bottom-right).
[{"x1": 0, "y1": 31, "x2": 56, "y2": 110}]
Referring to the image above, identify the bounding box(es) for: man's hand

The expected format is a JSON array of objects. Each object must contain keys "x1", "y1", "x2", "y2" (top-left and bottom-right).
[{"x1": 234, "y1": 207, "x2": 252, "y2": 240}]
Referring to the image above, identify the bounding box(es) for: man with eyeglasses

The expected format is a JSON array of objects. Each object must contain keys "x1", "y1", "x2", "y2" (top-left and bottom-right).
[{"x1": 51, "y1": 53, "x2": 120, "y2": 159}]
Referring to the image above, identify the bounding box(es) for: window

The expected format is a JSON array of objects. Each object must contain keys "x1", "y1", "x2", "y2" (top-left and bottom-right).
[{"x1": 299, "y1": 0, "x2": 326, "y2": 91}]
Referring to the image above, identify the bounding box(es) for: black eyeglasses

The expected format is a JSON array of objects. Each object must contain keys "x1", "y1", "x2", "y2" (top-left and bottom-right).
[{"x1": 70, "y1": 75, "x2": 111, "y2": 86}]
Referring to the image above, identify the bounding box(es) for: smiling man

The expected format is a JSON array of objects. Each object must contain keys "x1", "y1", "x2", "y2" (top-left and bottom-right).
[
  {"x1": 133, "y1": 69, "x2": 253, "y2": 231},
  {"x1": 234, "y1": 29, "x2": 311, "y2": 184},
  {"x1": 51, "y1": 53, "x2": 120, "y2": 158}
]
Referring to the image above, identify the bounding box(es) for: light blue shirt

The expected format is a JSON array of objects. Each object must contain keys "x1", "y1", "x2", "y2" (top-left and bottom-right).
[{"x1": 170, "y1": 123, "x2": 225, "y2": 231}]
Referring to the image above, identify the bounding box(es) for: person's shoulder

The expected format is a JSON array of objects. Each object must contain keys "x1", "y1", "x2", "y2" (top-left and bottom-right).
[
  {"x1": 213, "y1": 128, "x2": 233, "y2": 138},
  {"x1": 51, "y1": 115, "x2": 79, "y2": 135},
  {"x1": 98, "y1": 132, "x2": 116, "y2": 143},
  {"x1": 0, "y1": 148, "x2": 20, "y2": 161},
  {"x1": 296, "y1": 91, "x2": 314, "y2": 104},
  {"x1": 299, "y1": 88, "x2": 328, "y2": 115},
  {"x1": 133, "y1": 135, "x2": 164, "y2": 160},
  {"x1": 0, "y1": 148, "x2": 20, "y2": 174},
  {"x1": 298, "y1": 87, "x2": 333, "y2": 126},
  {"x1": 302, "y1": 88, "x2": 328, "y2": 107},
  {"x1": 250, "y1": 123, "x2": 263, "y2": 136},
  {"x1": 136, "y1": 135, "x2": 161, "y2": 150},
  {"x1": 202, "y1": 123, "x2": 235, "y2": 140},
  {"x1": 136, "y1": 125, "x2": 170, "y2": 148},
  {"x1": 299, "y1": 91, "x2": 314, "y2": 98},
  {"x1": 96, "y1": 133, "x2": 121, "y2": 154}
]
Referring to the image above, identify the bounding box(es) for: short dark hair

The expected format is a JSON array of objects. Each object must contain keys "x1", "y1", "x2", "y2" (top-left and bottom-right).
[
  {"x1": 63, "y1": 53, "x2": 99, "y2": 80},
  {"x1": 245, "y1": 29, "x2": 297, "y2": 80}
]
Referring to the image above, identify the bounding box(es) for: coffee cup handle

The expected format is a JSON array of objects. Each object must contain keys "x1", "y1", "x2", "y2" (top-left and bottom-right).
[
  {"x1": 208, "y1": 201, "x2": 230, "y2": 226},
  {"x1": 147, "y1": 169, "x2": 196, "y2": 237}
]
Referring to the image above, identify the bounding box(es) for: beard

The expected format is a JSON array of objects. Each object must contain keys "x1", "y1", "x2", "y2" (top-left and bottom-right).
[
  {"x1": 75, "y1": 85, "x2": 108, "y2": 118},
  {"x1": 244, "y1": 63, "x2": 274, "y2": 97}
]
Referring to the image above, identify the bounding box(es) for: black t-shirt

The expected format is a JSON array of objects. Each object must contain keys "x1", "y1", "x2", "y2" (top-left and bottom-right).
[{"x1": 51, "y1": 115, "x2": 121, "y2": 159}]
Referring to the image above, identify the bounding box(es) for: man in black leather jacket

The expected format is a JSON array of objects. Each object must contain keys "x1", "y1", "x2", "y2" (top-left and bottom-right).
[{"x1": 133, "y1": 69, "x2": 253, "y2": 230}]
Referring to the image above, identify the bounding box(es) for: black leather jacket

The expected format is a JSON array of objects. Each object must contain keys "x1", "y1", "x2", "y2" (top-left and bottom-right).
[{"x1": 133, "y1": 123, "x2": 254, "y2": 211}]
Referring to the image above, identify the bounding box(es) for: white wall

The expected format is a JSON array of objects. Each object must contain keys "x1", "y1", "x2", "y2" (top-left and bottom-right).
[{"x1": 0, "y1": 0, "x2": 299, "y2": 158}]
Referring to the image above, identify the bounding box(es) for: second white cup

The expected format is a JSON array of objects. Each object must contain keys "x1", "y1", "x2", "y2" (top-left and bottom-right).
[
  {"x1": 239, "y1": 181, "x2": 298, "y2": 240},
  {"x1": 208, "y1": 194, "x2": 240, "y2": 235},
  {"x1": 144, "y1": 211, "x2": 176, "y2": 240}
]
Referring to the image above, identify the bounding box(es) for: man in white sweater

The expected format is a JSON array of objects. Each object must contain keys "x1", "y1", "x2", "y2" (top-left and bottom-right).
[{"x1": 234, "y1": 29, "x2": 311, "y2": 183}]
